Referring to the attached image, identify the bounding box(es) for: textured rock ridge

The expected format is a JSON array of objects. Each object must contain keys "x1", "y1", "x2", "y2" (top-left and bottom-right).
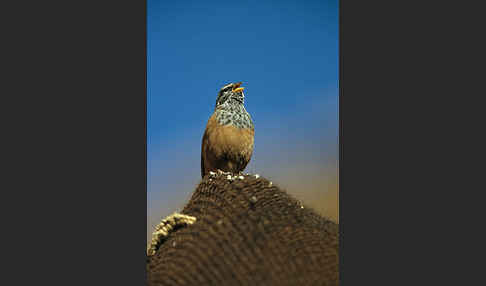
[{"x1": 147, "y1": 172, "x2": 339, "y2": 286}]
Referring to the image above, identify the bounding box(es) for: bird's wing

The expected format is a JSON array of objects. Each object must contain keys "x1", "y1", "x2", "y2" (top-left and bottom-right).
[{"x1": 201, "y1": 127, "x2": 208, "y2": 178}]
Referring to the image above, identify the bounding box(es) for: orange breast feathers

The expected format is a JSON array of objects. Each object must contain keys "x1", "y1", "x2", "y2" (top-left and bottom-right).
[{"x1": 203, "y1": 113, "x2": 254, "y2": 159}]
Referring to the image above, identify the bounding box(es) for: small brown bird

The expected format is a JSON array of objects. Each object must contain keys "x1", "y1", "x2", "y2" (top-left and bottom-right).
[{"x1": 201, "y1": 82, "x2": 255, "y2": 178}]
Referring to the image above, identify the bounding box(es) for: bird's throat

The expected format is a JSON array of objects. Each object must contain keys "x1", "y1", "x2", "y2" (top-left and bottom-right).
[{"x1": 215, "y1": 103, "x2": 254, "y2": 130}]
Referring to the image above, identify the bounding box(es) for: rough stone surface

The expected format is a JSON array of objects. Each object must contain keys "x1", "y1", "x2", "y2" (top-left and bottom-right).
[{"x1": 147, "y1": 173, "x2": 339, "y2": 286}]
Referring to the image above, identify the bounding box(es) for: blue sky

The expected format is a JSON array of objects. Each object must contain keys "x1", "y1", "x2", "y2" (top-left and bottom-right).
[{"x1": 147, "y1": 0, "x2": 339, "y2": 240}]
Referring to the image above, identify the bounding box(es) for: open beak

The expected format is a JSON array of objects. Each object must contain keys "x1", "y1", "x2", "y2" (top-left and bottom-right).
[{"x1": 232, "y1": 82, "x2": 244, "y2": 93}]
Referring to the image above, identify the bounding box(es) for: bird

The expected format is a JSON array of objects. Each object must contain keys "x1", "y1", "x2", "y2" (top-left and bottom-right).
[{"x1": 201, "y1": 82, "x2": 255, "y2": 178}]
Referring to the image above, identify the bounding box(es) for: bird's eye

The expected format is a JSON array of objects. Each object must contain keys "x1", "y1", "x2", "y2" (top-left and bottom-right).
[{"x1": 221, "y1": 84, "x2": 234, "y2": 92}]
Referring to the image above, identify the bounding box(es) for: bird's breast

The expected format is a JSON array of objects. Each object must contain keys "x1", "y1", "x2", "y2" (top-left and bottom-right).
[{"x1": 205, "y1": 113, "x2": 254, "y2": 158}]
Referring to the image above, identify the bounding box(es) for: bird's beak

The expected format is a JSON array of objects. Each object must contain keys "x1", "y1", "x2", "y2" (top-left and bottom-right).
[{"x1": 232, "y1": 82, "x2": 244, "y2": 93}]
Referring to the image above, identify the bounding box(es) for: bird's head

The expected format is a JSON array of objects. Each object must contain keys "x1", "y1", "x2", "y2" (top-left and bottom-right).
[{"x1": 215, "y1": 82, "x2": 245, "y2": 108}]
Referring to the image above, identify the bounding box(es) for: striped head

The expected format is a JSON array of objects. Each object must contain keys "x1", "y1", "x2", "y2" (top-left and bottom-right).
[{"x1": 215, "y1": 82, "x2": 245, "y2": 108}]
